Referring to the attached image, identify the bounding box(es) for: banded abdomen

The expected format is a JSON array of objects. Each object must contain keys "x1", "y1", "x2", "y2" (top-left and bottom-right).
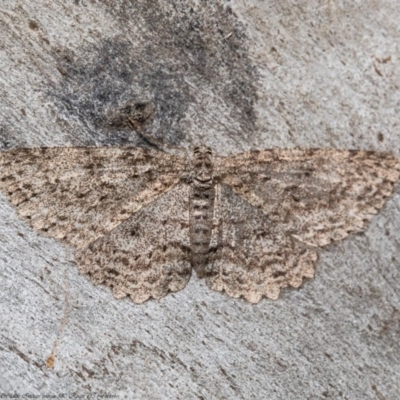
[{"x1": 189, "y1": 185, "x2": 215, "y2": 277}]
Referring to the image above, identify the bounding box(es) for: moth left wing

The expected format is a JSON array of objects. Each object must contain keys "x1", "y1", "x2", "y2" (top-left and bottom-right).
[
  {"x1": 75, "y1": 183, "x2": 191, "y2": 303},
  {"x1": 217, "y1": 149, "x2": 400, "y2": 247},
  {"x1": 0, "y1": 147, "x2": 185, "y2": 249},
  {"x1": 206, "y1": 184, "x2": 317, "y2": 303}
]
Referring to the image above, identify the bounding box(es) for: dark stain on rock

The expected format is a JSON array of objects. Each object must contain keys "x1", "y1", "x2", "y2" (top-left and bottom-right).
[
  {"x1": 108, "y1": 101, "x2": 155, "y2": 130},
  {"x1": 51, "y1": 1, "x2": 258, "y2": 147}
]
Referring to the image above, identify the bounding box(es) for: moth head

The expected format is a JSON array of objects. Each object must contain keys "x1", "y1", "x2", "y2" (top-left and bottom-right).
[
  {"x1": 192, "y1": 145, "x2": 213, "y2": 166},
  {"x1": 192, "y1": 145, "x2": 214, "y2": 186},
  {"x1": 193, "y1": 145, "x2": 212, "y2": 157}
]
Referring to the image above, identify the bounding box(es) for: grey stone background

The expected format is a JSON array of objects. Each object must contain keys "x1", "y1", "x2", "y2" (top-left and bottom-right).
[{"x1": 0, "y1": 1, "x2": 399, "y2": 399}]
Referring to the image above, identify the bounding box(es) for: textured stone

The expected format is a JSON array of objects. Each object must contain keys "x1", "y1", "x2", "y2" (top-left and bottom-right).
[{"x1": 0, "y1": 1, "x2": 399, "y2": 399}]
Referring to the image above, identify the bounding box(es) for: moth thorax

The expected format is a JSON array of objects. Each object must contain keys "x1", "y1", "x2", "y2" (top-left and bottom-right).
[{"x1": 192, "y1": 145, "x2": 214, "y2": 189}]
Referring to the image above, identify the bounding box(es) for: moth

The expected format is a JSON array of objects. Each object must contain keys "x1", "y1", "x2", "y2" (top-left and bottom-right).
[{"x1": 0, "y1": 146, "x2": 399, "y2": 303}]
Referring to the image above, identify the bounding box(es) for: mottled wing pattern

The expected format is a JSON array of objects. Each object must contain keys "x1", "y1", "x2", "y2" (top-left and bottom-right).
[
  {"x1": 75, "y1": 184, "x2": 191, "y2": 303},
  {"x1": 1, "y1": 146, "x2": 398, "y2": 304},
  {"x1": 218, "y1": 149, "x2": 400, "y2": 247},
  {"x1": 0, "y1": 147, "x2": 184, "y2": 249},
  {"x1": 206, "y1": 184, "x2": 317, "y2": 303},
  {"x1": 207, "y1": 149, "x2": 400, "y2": 302}
]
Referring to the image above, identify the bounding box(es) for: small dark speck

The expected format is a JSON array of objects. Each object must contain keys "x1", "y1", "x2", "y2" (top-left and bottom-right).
[
  {"x1": 57, "y1": 66, "x2": 68, "y2": 76},
  {"x1": 381, "y1": 55, "x2": 391, "y2": 63},
  {"x1": 374, "y1": 64, "x2": 383, "y2": 77},
  {"x1": 29, "y1": 20, "x2": 39, "y2": 30},
  {"x1": 377, "y1": 132, "x2": 384, "y2": 142}
]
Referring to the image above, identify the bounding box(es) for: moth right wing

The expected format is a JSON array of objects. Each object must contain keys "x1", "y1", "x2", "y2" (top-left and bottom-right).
[
  {"x1": 75, "y1": 183, "x2": 191, "y2": 303},
  {"x1": 218, "y1": 149, "x2": 400, "y2": 247},
  {"x1": 206, "y1": 184, "x2": 317, "y2": 303},
  {"x1": 0, "y1": 147, "x2": 185, "y2": 249}
]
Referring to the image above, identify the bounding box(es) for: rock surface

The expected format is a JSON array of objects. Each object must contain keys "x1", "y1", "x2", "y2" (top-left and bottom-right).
[{"x1": 0, "y1": 1, "x2": 399, "y2": 398}]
